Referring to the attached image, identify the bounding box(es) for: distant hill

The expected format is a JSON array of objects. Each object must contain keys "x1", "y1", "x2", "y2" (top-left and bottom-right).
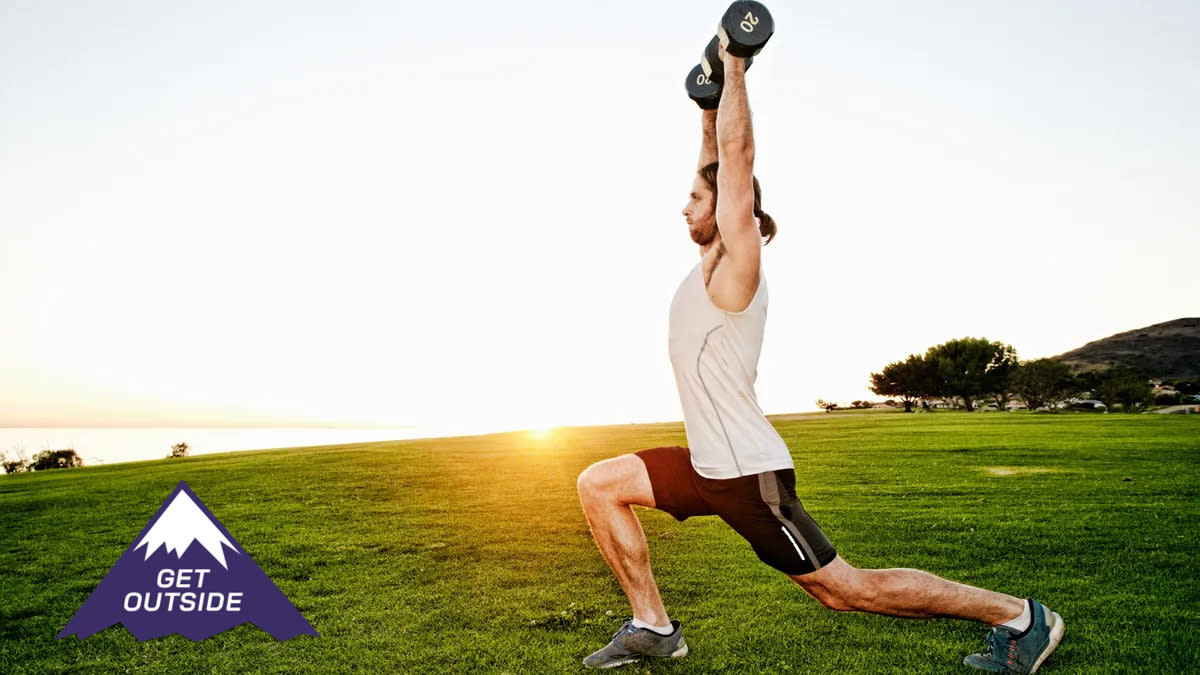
[{"x1": 1053, "y1": 318, "x2": 1200, "y2": 380}]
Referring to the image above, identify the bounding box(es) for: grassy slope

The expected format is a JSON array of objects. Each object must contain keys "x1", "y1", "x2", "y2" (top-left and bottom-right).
[{"x1": 1, "y1": 413, "x2": 1197, "y2": 674}]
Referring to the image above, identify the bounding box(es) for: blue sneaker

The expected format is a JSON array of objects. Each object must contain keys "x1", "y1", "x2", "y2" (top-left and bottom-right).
[
  {"x1": 964, "y1": 599, "x2": 1064, "y2": 673},
  {"x1": 582, "y1": 620, "x2": 688, "y2": 669}
]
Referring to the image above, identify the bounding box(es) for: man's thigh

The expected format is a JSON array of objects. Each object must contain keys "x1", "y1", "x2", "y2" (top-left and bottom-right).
[
  {"x1": 633, "y1": 446, "x2": 716, "y2": 522},
  {"x1": 581, "y1": 453, "x2": 657, "y2": 508},
  {"x1": 715, "y1": 470, "x2": 838, "y2": 575}
]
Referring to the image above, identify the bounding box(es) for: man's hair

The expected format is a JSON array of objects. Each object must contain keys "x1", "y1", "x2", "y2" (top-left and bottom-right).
[{"x1": 697, "y1": 161, "x2": 777, "y2": 245}]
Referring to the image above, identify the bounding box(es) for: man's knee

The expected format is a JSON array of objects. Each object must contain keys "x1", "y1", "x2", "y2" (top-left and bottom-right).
[
  {"x1": 577, "y1": 458, "x2": 624, "y2": 504},
  {"x1": 792, "y1": 561, "x2": 874, "y2": 612},
  {"x1": 801, "y1": 580, "x2": 858, "y2": 612},
  {"x1": 577, "y1": 454, "x2": 651, "y2": 508},
  {"x1": 577, "y1": 462, "x2": 607, "y2": 502}
]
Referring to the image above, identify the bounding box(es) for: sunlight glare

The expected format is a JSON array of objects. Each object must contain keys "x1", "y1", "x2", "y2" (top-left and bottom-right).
[{"x1": 527, "y1": 426, "x2": 557, "y2": 440}]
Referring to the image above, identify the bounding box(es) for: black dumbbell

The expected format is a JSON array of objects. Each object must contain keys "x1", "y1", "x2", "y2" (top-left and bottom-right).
[
  {"x1": 717, "y1": 1, "x2": 773, "y2": 58},
  {"x1": 700, "y1": 35, "x2": 753, "y2": 86},
  {"x1": 686, "y1": 64, "x2": 721, "y2": 110}
]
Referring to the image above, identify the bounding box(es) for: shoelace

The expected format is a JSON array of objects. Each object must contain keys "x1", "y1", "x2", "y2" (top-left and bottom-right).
[
  {"x1": 610, "y1": 622, "x2": 635, "y2": 642},
  {"x1": 984, "y1": 628, "x2": 1019, "y2": 665}
]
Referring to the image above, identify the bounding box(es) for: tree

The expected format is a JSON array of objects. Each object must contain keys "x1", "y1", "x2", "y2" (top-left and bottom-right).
[
  {"x1": 870, "y1": 354, "x2": 936, "y2": 413},
  {"x1": 1097, "y1": 369, "x2": 1153, "y2": 412},
  {"x1": 1010, "y1": 359, "x2": 1074, "y2": 411},
  {"x1": 1068, "y1": 370, "x2": 1105, "y2": 399},
  {"x1": 815, "y1": 399, "x2": 838, "y2": 413},
  {"x1": 989, "y1": 389, "x2": 1014, "y2": 411},
  {"x1": 925, "y1": 338, "x2": 1018, "y2": 412},
  {"x1": 2, "y1": 449, "x2": 29, "y2": 474},
  {"x1": 30, "y1": 449, "x2": 83, "y2": 471},
  {"x1": 169, "y1": 442, "x2": 190, "y2": 458},
  {"x1": 983, "y1": 343, "x2": 1019, "y2": 409}
]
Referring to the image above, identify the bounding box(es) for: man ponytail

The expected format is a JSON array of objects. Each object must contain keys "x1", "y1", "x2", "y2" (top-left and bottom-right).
[{"x1": 755, "y1": 206, "x2": 777, "y2": 245}]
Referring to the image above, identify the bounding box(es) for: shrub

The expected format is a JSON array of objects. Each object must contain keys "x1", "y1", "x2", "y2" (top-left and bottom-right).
[
  {"x1": 30, "y1": 449, "x2": 83, "y2": 471},
  {"x1": 816, "y1": 399, "x2": 838, "y2": 413},
  {"x1": 2, "y1": 449, "x2": 29, "y2": 474}
]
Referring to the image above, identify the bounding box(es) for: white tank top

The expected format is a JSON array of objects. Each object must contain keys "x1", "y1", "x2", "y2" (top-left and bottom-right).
[{"x1": 667, "y1": 259, "x2": 794, "y2": 478}]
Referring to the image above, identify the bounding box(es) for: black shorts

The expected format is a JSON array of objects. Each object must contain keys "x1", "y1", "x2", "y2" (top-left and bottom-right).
[{"x1": 635, "y1": 446, "x2": 837, "y2": 576}]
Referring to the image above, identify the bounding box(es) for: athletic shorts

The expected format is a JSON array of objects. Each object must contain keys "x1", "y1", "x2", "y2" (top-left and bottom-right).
[{"x1": 635, "y1": 446, "x2": 837, "y2": 576}]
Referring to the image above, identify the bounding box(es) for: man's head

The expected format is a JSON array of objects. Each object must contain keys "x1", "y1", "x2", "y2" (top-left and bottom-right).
[{"x1": 682, "y1": 161, "x2": 777, "y2": 247}]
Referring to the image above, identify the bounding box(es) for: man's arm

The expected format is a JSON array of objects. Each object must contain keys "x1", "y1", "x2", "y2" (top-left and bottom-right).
[
  {"x1": 698, "y1": 109, "x2": 718, "y2": 170},
  {"x1": 713, "y1": 52, "x2": 761, "y2": 307}
]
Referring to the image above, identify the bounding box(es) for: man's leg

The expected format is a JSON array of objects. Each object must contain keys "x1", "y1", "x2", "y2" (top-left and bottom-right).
[
  {"x1": 576, "y1": 454, "x2": 670, "y2": 627},
  {"x1": 788, "y1": 555, "x2": 1024, "y2": 624},
  {"x1": 793, "y1": 557, "x2": 1063, "y2": 672}
]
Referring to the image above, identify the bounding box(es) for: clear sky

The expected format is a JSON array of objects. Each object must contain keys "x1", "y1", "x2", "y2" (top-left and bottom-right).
[{"x1": 2, "y1": 0, "x2": 1197, "y2": 430}]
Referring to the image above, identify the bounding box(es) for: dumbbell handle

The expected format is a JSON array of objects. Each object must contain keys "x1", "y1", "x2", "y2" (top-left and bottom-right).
[{"x1": 701, "y1": 36, "x2": 752, "y2": 85}]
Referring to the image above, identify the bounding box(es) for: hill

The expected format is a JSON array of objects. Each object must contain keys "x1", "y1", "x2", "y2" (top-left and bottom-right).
[{"x1": 1053, "y1": 318, "x2": 1200, "y2": 379}]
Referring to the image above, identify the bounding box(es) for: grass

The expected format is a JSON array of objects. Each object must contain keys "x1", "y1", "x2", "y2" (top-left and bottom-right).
[{"x1": 1, "y1": 412, "x2": 1197, "y2": 674}]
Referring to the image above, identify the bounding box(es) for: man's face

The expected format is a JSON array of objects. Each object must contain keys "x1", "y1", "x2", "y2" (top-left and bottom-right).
[{"x1": 682, "y1": 175, "x2": 717, "y2": 246}]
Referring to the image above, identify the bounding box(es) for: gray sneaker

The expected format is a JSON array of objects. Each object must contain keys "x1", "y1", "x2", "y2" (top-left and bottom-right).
[
  {"x1": 582, "y1": 619, "x2": 688, "y2": 669},
  {"x1": 964, "y1": 599, "x2": 1064, "y2": 673}
]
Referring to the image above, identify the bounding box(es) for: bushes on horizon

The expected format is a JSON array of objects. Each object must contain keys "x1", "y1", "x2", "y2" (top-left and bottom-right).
[
  {"x1": 169, "y1": 442, "x2": 190, "y2": 458},
  {"x1": 30, "y1": 449, "x2": 83, "y2": 471},
  {"x1": 2, "y1": 449, "x2": 29, "y2": 474}
]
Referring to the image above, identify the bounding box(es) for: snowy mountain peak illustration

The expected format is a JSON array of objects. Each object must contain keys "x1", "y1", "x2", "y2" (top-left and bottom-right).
[
  {"x1": 134, "y1": 489, "x2": 237, "y2": 569},
  {"x1": 58, "y1": 481, "x2": 319, "y2": 642}
]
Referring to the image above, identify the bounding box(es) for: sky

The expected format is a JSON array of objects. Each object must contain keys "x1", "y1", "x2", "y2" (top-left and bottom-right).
[{"x1": 2, "y1": 0, "x2": 1197, "y2": 431}]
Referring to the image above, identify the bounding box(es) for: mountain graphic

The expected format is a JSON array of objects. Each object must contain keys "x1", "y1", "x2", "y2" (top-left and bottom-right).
[
  {"x1": 58, "y1": 481, "x2": 319, "y2": 642},
  {"x1": 135, "y1": 490, "x2": 237, "y2": 568}
]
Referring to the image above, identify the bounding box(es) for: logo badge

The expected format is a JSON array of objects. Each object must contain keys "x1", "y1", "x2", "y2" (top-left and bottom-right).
[{"x1": 58, "y1": 481, "x2": 319, "y2": 641}]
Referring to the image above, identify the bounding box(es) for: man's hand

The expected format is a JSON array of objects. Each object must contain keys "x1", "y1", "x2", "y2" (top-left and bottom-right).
[{"x1": 716, "y1": 40, "x2": 748, "y2": 75}]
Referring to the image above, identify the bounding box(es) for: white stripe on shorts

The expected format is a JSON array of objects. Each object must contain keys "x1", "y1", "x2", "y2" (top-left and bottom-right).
[{"x1": 780, "y1": 525, "x2": 806, "y2": 560}]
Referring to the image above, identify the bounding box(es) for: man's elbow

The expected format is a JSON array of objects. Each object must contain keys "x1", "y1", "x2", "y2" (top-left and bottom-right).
[{"x1": 718, "y1": 140, "x2": 754, "y2": 165}]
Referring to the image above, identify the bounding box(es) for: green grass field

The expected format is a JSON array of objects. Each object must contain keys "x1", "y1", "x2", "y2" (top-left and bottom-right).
[{"x1": 2, "y1": 412, "x2": 1197, "y2": 674}]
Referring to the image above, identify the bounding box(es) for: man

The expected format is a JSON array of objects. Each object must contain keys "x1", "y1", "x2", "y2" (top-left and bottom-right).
[{"x1": 575, "y1": 44, "x2": 1064, "y2": 673}]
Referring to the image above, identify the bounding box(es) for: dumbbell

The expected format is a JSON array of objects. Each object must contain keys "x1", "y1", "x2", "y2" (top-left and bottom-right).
[
  {"x1": 686, "y1": 2, "x2": 774, "y2": 109},
  {"x1": 686, "y1": 42, "x2": 753, "y2": 109},
  {"x1": 686, "y1": 64, "x2": 722, "y2": 109},
  {"x1": 717, "y1": 1, "x2": 774, "y2": 57},
  {"x1": 700, "y1": 36, "x2": 752, "y2": 86}
]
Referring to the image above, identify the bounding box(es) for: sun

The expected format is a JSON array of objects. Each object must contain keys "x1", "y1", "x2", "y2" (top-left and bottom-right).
[{"x1": 527, "y1": 426, "x2": 557, "y2": 440}]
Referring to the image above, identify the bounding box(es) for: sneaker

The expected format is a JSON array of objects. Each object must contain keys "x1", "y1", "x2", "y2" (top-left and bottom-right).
[
  {"x1": 582, "y1": 619, "x2": 688, "y2": 669},
  {"x1": 963, "y1": 599, "x2": 1064, "y2": 673}
]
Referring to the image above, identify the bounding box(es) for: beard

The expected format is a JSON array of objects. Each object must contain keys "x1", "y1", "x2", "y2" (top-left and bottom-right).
[{"x1": 689, "y1": 217, "x2": 718, "y2": 246}]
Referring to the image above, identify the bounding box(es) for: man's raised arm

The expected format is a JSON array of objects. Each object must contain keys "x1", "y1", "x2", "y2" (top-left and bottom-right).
[
  {"x1": 698, "y1": 109, "x2": 718, "y2": 170},
  {"x1": 714, "y1": 53, "x2": 760, "y2": 289}
]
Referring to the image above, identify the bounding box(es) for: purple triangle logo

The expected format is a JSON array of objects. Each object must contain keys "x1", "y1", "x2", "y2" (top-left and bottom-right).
[{"x1": 58, "y1": 481, "x2": 319, "y2": 641}]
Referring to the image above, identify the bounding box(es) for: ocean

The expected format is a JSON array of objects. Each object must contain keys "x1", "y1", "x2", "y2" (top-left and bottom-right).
[{"x1": 0, "y1": 425, "x2": 498, "y2": 468}]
